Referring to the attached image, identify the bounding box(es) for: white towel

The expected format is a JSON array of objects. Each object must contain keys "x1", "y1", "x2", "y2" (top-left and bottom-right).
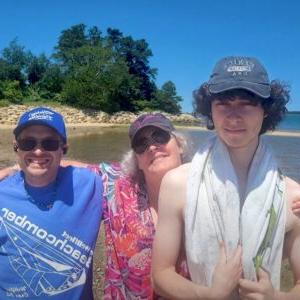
[{"x1": 185, "y1": 136, "x2": 286, "y2": 290}]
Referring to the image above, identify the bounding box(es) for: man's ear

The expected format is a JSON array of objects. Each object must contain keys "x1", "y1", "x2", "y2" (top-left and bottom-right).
[
  {"x1": 13, "y1": 141, "x2": 18, "y2": 152},
  {"x1": 179, "y1": 143, "x2": 184, "y2": 155},
  {"x1": 62, "y1": 144, "x2": 69, "y2": 155},
  {"x1": 174, "y1": 136, "x2": 184, "y2": 156}
]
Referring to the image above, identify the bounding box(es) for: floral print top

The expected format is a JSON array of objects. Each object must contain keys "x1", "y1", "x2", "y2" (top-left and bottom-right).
[{"x1": 92, "y1": 162, "x2": 188, "y2": 300}]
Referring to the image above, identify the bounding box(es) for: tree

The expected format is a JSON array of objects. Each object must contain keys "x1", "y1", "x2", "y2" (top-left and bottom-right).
[
  {"x1": 53, "y1": 23, "x2": 88, "y2": 65},
  {"x1": 88, "y1": 26, "x2": 102, "y2": 46},
  {"x1": 1, "y1": 39, "x2": 30, "y2": 88},
  {"x1": 0, "y1": 58, "x2": 23, "y2": 83},
  {"x1": 37, "y1": 64, "x2": 64, "y2": 98},
  {"x1": 0, "y1": 80, "x2": 23, "y2": 103},
  {"x1": 26, "y1": 54, "x2": 50, "y2": 85},
  {"x1": 106, "y1": 28, "x2": 157, "y2": 101},
  {"x1": 61, "y1": 45, "x2": 139, "y2": 112},
  {"x1": 2, "y1": 39, "x2": 29, "y2": 69},
  {"x1": 152, "y1": 81, "x2": 182, "y2": 113}
]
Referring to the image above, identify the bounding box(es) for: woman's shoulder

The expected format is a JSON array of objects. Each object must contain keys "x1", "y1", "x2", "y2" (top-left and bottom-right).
[
  {"x1": 163, "y1": 163, "x2": 190, "y2": 183},
  {"x1": 97, "y1": 162, "x2": 122, "y2": 179}
]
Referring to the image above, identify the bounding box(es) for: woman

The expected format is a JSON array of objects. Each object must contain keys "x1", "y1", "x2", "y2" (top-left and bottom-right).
[{"x1": 93, "y1": 113, "x2": 192, "y2": 299}]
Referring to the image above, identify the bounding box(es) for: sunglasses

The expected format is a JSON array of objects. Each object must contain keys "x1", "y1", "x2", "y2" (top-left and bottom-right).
[
  {"x1": 16, "y1": 138, "x2": 63, "y2": 152},
  {"x1": 132, "y1": 129, "x2": 172, "y2": 154}
]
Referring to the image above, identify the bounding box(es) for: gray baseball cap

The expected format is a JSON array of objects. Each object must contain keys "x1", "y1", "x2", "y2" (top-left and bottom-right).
[
  {"x1": 207, "y1": 56, "x2": 271, "y2": 98},
  {"x1": 129, "y1": 113, "x2": 174, "y2": 146}
]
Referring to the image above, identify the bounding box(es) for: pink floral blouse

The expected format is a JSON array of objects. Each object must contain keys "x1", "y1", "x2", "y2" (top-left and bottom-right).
[{"x1": 92, "y1": 162, "x2": 188, "y2": 300}]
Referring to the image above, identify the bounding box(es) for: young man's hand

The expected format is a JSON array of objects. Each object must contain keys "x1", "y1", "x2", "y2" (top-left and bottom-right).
[
  {"x1": 211, "y1": 243, "x2": 243, "y2": 299},
  {"x1": 239, "y1": 268, "x2": 275, "y2": 300}
]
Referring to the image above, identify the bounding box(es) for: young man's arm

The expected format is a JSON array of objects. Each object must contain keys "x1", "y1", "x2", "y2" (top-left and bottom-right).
[{"x1": 152, "y1": 164, "x2": 242, "y2": 300}]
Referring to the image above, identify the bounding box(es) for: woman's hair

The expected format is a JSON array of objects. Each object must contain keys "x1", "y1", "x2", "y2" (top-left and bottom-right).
[
  {"x1": 121, "y1": 130, "x2": 193, "y2": 184},
  {"x1": 193, "y1": 80, "x2": 290, "y2": 134}
]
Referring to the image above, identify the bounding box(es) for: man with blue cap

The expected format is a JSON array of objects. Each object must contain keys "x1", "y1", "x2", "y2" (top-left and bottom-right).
[{"x1": 0, "y1": 107, "x2": 102, "y2": 299}]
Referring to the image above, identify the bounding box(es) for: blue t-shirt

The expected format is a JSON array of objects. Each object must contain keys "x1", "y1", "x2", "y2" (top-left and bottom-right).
[{"x1": 0, "y1": 166, "x2": 103, "y2": 299}]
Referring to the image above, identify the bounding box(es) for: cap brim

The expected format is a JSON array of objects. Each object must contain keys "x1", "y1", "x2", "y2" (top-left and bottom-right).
[
  {"x1": 208, "y1": 81, "x2": 270, "y2": 98},
  {"x1": 131, "y1": 124, "x2": 173, "y2": 145},
  {"x1": 13, "y1": 120, "x2": 66, "y2": 142}
]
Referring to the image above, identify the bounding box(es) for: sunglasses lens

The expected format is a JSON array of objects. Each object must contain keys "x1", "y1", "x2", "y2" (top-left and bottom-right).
[
  {"x1": 133, "y1": 129, "x2": 171, "y2": 154},
  {"x1": 41, "y1": 139, "x2": 60, "y2": 151},
  {"x1": 133, "y1": 142, "x2": 148, "y2": 154},
  {"x1": 152, "y1": 130, "x2": 171, "y2": 144},
  {"x1": 17, "y1": 139, "x2": 37, "y2": 151},
  {"x1": 17, "y1": 139, "x2": 61, "y2": 151}
]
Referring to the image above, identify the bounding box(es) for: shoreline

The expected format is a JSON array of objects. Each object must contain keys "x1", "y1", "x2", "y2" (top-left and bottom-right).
[
  {"x1": 0, "y1": 104, "x2": 298, "y2": 138},
  {"x1": 1, "y1": 123, "x2": 299, "y2": 138}
]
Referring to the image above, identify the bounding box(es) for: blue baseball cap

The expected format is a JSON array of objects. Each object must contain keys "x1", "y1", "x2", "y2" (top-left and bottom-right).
[
  {"x1": 207, "y1": 56, "x2": 271, "y2": 98},
  {"x1": 13, "y1": 107, "x2": 67, "y2": 143}
]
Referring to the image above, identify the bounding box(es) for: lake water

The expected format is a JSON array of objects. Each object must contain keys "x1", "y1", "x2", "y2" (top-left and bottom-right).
[
  {"x1": 278, "y1": 113, "x2": 300, "y2": 131},
  {"x1": 0, "y1": 127, "x2": 299, "y2": 181}
]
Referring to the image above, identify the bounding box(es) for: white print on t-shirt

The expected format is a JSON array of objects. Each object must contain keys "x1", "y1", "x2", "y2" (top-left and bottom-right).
[{"x1": 0, "y1": 207, "x2": 94, "y2": 297}]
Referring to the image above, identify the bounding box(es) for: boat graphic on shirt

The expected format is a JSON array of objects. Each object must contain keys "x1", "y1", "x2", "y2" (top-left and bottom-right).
[{"x1": 0, "y1": 217, "x2": 86, "y2": 296}]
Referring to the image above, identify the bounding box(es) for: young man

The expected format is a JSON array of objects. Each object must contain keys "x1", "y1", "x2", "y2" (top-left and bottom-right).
[
  {"x1": 0, "y1": 107, "x2": 103, "y2": 299},
  {"x1": 152, "y1": 56, "x2": 300, "y2": 299}
]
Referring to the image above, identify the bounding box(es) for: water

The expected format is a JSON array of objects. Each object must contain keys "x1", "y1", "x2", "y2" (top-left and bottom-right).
[
  {"x1": 184, "y1": 129, "x2": 300, "y2": 181},
  {"x1": 278, "y1": 113, "x2": 300, "y2": 131},
  {"x1": 1, "y1": 127, "x2": 299, "y2": 181}
]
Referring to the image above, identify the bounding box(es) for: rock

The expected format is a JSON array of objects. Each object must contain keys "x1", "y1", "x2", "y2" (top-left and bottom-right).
[{"x1": 0, "y1": 105, "x2": 205, "y2": 127}]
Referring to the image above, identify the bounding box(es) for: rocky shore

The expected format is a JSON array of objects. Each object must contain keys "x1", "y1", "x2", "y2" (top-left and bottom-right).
[
  {"x1": 1, "y1": 104, "x2": 298, "y2": 137},
  {"x1": 0, "y1": 104, "x2": 204, "y2": 127}
]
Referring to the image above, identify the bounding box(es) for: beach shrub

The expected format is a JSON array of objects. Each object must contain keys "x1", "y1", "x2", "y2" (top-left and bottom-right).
[
  {"x1": 0, "y1": 99, "x2": 10, "y2": 107},
  {"x1": 0, "y1": 80, "x2": 23, "y2": 104}
]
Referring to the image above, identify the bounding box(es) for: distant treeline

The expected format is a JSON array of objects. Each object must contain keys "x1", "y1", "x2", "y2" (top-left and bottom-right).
[
  {"x1": 0, "y1": 24, "x2": 182, "y2": 113},
  {"x1": 287, "y1": 111, "x2": 300, "y2": 114}
]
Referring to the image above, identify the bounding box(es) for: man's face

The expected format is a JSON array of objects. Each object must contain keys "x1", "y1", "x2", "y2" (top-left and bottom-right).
[
  {"x1": 15, "y1": 125, "x2": 66, "y2": 187},
  {"x1": 211, "y1": 96, "x2": 265, "y2": 152}
]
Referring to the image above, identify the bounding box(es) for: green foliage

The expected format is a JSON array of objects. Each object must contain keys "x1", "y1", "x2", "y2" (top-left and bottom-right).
[
  {"x1": 1, "y1": 39, "x2": 32, "y2": 88},
  {"x1": 0, "y1": 58, "x2": 25, "y2": 88},
  {"x1": 0, "y1": 24, "x2": 183, "y2": 114},
  {"x1": 2, "y1": 39, "x2": 30, "y2": 69},
  {"x1": 26, "y1": 53, "x2": 50, "y2": 85},
  {"x1": 88, "y1": 26, "x2": 102, "y2": 46},
  {"x1": 106, "y1": 28, "x2": 157, "y2": 101},
  {"x1": 0, "y1": 99, "x2": 10, "y2": 107},
  {"x1": 53, "y1": 24, "x2": 88, "y2": 64},
  {"x1": 23, "y1": 86, "x2": 49, "y2": 103},
  {"x1": 61, "y1": 46, "x2": 139, "y2": 112},
  {"x1": 37, "y1": 64, "x2": 64, "y2": 98},
  {"x1": 152, "y1": 81, "x2": 182, "y2": 114},
  {"x1": 0, "y1": 80, "x2": 23, "y2": 103}
]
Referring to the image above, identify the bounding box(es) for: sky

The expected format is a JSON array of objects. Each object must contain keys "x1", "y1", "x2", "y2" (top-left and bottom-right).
[{"x1": 1, "y1": 0, "x2": 300, "y2": 113}]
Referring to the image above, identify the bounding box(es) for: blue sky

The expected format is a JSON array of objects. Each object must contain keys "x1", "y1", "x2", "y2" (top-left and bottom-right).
[{"x1": 1, "y1": 0, "x2": 300, "y2": 112}]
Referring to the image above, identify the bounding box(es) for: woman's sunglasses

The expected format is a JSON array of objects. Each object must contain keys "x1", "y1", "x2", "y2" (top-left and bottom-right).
[
  {"x1": 16, "y1": 138, "x2": 63, "y2": 152},
  {"x1": 132, "y1": 129, "x2": 172, "y2": 154}
]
